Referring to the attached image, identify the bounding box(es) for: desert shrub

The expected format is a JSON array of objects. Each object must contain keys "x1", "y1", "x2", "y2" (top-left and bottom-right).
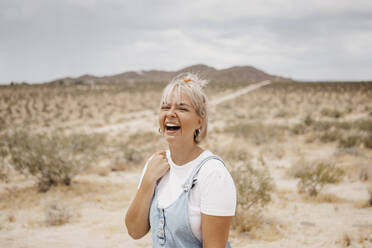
[
  {"x1": 320, "y1": 108, "x2": 342, "y2": 118},
  {"x1": 340, "y1": 228, "x2": 372, "y2": 247},
  {"x1": 306, "y1": 193, "x2": 345, "y2": 203},
  {"x1": 353, "y1": 119, "x2": 372, "y2": 132},
  {"x1": 69, "y1": 133, "x2": 106, "y2": 153},
  {"x1": 362, "y1": 132, "x2": 372, "y2": 149},
  {"x1": 303, "y1": 119, "x2": 372, "y2": 149},
  {"x1": 0, "y1": 130, "x2": 105, "y2": 192},
  {"x1": 0, "y1": 145, "x2": 9, "y2": 181},
  {"x1": 319, "y1": 130, "x2": 341, "y2": 143},
  {"x1": 44, "y1": 202, "x2": 72, "y2": 226},
  {"x1": 216, "y1": 142, "x2": 251, "y2": 164},
  {"x1": 106, "y1": 131, "x2": 160, "y2": 171},
  {"x1": 124, "y1": 132, "x2": 160, "y2": 164},
  {"x1": 127, "y1": 132, "x2": 159, "y2": 146},
  {"x1": 338, "y1": 135, "x2": 359, "y2": 148},
  {"x1": 368, "y1": 187, "x2": 372, "y2": 207},
  {"x1": 291, "y1": 123, "x2": 306, "y2": 135},
  {"x1": 90, "y1": 165, "x2": 110, "y2": 176},
  {"x1": 304, "y1": 115, "x2": 313, "y2": 126},
  {"x1": 107, "y1": 146, "x2": 143, "y2": 171},
  {"x1": 347, "y1": 120, "x2": 372, "y2": 149},
  {"x1": 337, "y1": 132, "x2": 372, "y2": 149},
  {"x1": 0, "y1": 117, "x2": 6, "y2": 130},
  {"x1": 359, "y1": 164, "x2": 372, "y2": 182},
  {"x1": 274, "y1": 109, "x2": 289, "y2": 118},
  {"x1": 231, "y1": 157, "x2": 274, "y2": 232},
  {"x1": 342, "y1": 233, "x2": 351, "y2": 247},
  {"x1": 224, "y1": 123, "x2": 284, "y2": 145},
  {"x1": 294, "y1": 161, "x2": 344, "y2": 197},
  {"x1": 123, "y1": 147, "x2": 144, "y2": 164},
  {"x1": 311, "y1": 121, "x2": 351, "y2": 133},
  {"x1": 334, "y1": 147, "x2": 361, "y2": 156},
  {"x1": 0, "y1": 164, "x2": 8, "y2": 182},
  {"x1": 260, "y1": 145, "x2": 285, "y2": 159}
]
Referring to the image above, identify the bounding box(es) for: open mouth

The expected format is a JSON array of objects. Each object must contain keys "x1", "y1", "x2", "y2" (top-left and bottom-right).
[{"x1": 165, "y1": 123, "x2": 181, "y2": 132}]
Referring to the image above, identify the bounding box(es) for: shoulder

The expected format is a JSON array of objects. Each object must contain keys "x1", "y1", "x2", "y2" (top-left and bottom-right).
[
  {"x1": 198, "y1": 151, "x2": 228, "y2": 172},
  {"x1": 197, "y1": 152, "x2": 232, "y2": 181},
  {"x1": 194, "y1": 152, "x2": 236, "y2": 215}
]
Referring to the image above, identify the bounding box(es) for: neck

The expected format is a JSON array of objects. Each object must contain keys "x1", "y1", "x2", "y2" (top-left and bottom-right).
[{"x1": 168, "y1": 142, "x2": 203, "y2": 165}]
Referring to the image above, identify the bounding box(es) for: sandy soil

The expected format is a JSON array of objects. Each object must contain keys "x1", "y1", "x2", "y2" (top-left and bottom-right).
[
  {"x1": 1, "y1": 81, "x2": 372, "y2": 248},
  {"x1": 1, "y1": 163, "x2": 371, "y2": 248}
]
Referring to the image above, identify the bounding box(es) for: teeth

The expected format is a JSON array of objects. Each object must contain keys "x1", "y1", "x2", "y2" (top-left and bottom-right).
[{"x1": 166, "y1": 123, "x2": 179, "y2": 127}]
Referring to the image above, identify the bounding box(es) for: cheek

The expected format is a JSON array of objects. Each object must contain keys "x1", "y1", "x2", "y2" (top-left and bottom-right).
[
  {"x1": 182, "y1": 114, "x2": 199, "y2": 129},
  {"x1": 158, "y1": 113, "x2": 165, "y2": 127}
]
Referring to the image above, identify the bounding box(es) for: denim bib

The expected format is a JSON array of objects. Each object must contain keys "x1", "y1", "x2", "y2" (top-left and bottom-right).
[{"x1": 149, "y1": 155, "x2": 232, "y2": 248}]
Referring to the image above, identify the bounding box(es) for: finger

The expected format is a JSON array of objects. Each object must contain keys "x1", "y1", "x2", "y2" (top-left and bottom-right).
[
  {"x1": 159, "y1": 152, "x2": 167, "y2": 160},
  {"x1": 154, "y1": 150, "x2": 163, "y2": 155},
  {"x1": 159, "y1": 150, "x2": 166, "y2": 156},
  {"x1": 153, "y1": 151, "x2": 164, "y2": 159}
]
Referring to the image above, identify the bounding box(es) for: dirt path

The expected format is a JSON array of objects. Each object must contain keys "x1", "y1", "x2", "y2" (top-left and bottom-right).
[
  {"x1": 84, "y1": 80, "x2": 272, "y2": 135},
  {"x1": 209, "y1": 80, "x2": 271, "y2": 105}
]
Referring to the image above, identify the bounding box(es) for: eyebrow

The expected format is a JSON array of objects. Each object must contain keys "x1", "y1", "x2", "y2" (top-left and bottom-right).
[
  {"x1": 161, "y1": 102, "x2": 191, "y2": 107},
  {"x1": 178, "y1": 103, "x2": 191, "y2": 107}
]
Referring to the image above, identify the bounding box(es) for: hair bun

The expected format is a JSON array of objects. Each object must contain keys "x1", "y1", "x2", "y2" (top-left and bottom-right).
[{"x1": 172, "y1": 72, "x2": 209, "y2": 88}]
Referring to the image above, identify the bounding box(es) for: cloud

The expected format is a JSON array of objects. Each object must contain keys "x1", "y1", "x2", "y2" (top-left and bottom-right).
[{"x1": 0, "y1": 0, "x2": 371, "y2": 83}]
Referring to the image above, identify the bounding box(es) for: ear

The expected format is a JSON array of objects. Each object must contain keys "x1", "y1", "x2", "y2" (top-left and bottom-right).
[{"x1": 198, "y1": 116, "x2": 203, "y2": 129}]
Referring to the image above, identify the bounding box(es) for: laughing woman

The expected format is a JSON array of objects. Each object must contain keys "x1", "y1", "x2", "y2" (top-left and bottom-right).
[{"x1": 125, "y1": 73, "x2": 236, "y2": 248}]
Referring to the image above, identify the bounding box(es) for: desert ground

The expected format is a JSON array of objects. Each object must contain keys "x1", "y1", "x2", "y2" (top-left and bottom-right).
[{"x1": 0, "y1": 80, "x2": 371, "y2": 247}]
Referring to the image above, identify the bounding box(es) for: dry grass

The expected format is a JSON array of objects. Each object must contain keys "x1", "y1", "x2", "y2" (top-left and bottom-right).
[
  {"x1": 353, "y1": 199, "x2": 372, "y2": 209},
  {"x1": 213, "y1": 139, "x2": 252, "y2": 164},
  {"x1": 289, "y1": 159, "x2": 344, "y2": 196},
  {"x1": 301, "y1": 193, "x2": 346, "y2": 204},
  {"x1": 223, "y1": 122, "x2": 285, "y2": 145},
  {"x1": 231, "y1": 156, "x2": 274, "y2": 232},
  {"x1": 1, "y1": 130, "x2": 106, "y2": 191},
  {"x1": 0, "y1": 179, "x2": 130, "y2": 211},
  {"x1": 338, "y1": 228, "x2": 372, "y2": 247},
  {"x1": 0, "y1": 83, "x2": 163, "y2": 131},
  {"x1": 90, "y1": 165, "x2": 111, "y2": 177},
  {"x1": 232, "y1": 211, "x2": 285, "y2": 242},
  {"x1": 44, "y1": 201, "x2": 72, "y2": 226},
  {"x1": 1, "y1": 81, "x2": 372, "y2": 247},
  {"x1": 341, "y1": 233, "x2": 352, "y2": 247},
  {"x1": 359, "y1": 164, "x2": 372, "y2": 182}
]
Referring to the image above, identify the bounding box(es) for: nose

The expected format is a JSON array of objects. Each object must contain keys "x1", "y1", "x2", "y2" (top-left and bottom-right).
[{"x1": 166, "y1": 106, "x2": 177, "y2": 117}]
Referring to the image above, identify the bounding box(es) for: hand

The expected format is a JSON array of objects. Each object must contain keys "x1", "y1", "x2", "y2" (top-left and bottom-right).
[{"x1": 144, "y1": 151, "x2": 170, "y2": 184}]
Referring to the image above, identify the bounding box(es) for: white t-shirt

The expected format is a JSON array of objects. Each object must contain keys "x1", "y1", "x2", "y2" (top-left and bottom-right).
[{"x1": 138, "y1": 150, "x2": 236, "y2": 241}]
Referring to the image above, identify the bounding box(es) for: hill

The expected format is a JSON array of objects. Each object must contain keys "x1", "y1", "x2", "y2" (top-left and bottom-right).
[{"x1": 49, "y1": 64, "x2": 287, "y2": 85}]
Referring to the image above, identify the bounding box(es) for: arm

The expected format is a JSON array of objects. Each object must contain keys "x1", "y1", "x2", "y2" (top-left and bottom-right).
[
  {"x1": 125, "y1": 151, "x2": 169, "y2": 239},
  {"x1": 199, "y1": 160, "x2": 236, "y2": 247},
  {"x1": 201, "y1": 214, "x2": 233, "y2": 248}
]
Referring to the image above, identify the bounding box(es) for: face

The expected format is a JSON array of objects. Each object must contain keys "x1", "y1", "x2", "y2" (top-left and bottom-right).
[{"x1": 159, "y1": 89, "x2": 202, "y2": 145}]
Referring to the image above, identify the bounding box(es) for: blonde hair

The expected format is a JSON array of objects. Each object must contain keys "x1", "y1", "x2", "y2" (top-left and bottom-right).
[{"x1": 160, "y1": 72, "x2": 209, "y2": 144}]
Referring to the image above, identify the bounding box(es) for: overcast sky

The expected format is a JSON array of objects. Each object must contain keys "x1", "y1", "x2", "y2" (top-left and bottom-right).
[{"x1": 1, "y1": 0, "x2": 372, "y2": 84}]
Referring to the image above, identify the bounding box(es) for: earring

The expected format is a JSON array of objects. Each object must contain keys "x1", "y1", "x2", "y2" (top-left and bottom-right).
[
  {"x1": 194, "y1": 128, "x2": 201, "y2": 143},
  {"x1": 158, "y1": 128, "x2": 162, "y2": 134},
  {"x1": 194, "y1": 128, "x2": 201, "y2": 137}
]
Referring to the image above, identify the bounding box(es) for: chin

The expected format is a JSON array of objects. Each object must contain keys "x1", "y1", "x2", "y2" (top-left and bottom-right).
[{"x1": 165, "y1": 136, "x2": 178, "y2": 144}]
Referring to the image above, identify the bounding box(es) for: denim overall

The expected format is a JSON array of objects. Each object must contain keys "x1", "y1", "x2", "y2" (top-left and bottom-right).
[{"x1": 149, "y1": 155, "x2": 232, "y2": 248}]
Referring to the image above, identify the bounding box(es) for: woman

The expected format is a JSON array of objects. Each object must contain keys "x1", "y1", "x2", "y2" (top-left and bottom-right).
[{"x1": 125, "y1": 73, "x2": 236, "y2": 247}]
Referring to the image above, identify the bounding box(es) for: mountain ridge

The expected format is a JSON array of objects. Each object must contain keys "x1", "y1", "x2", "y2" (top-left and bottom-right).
[{"x1": 50, "y1": 64, "x2": 289, "y2": 85}]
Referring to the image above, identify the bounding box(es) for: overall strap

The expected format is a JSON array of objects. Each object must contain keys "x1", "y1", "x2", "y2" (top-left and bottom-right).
[{"x1": 182, "y1": 155, "x2": 225, "y2": 192}]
